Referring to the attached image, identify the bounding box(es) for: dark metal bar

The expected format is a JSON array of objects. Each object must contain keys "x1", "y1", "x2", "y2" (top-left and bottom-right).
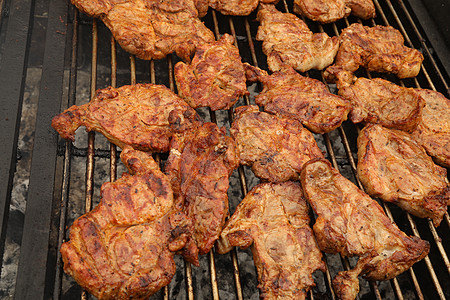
[
  {"x1": 0, "y1": 0, "x2": 35, "y2": 271},
  {"x1": 185, "y1": 261, "x2": 195, "y2": 300},
  {"x1": 397, "y1": 0, "x2": 450, "y2": 93},
  {"x1": 407, "y1": 213, "x2": 446, "y2": 300},
  {"x1": 84, "y1": 18, "x2": 98, "y2": 214},
  {"x1": 209, "y1": 250, "x2": 220, "y2": 300},
  {"x1": 244, "y1": 18, "x2": 258, "y2": 67},
  {"x1": 14, "y1": 0, "x2": 69, "y2": 296},
  {"x1": 445, "y1": 213, "x2": 450, "y2": 228}
]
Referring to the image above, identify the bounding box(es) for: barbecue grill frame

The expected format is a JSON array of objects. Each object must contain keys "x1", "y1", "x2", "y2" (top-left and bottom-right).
[{"x1": 0, "y1": 0, "x2": 449, "y2": 299}]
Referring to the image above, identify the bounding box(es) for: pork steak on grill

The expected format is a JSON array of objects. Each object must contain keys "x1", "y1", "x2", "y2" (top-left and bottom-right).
[
  {"x1": 245, "y1": 63, "x2": 351, "y2": 134},
  {"x1": 218, "y1": 182, "x2": 326, "y2": 300},
  {"x1": 324, "y1": 23, "x2": 424, "y2": 88},
  {"x1": 60, "y1": 148, "x2": 198, "y2": 299},
  {"x1": 301, "y1": 159, "x2": 430, "y2": 300},
  {"x1": 256, "y1": 4, "x2": 339, "y2": 72},
  {"x1": 357, "y1": 124, "x2": 450, "y2": 227},
  {"x1": 175, "y1": 34, "x2": 249, "y2": 111},
  {"x1": 293, "y1": 0, "x2": 375, "y2": 23},
  {"x1": 52, "y1": 84, "x2": 202, "y2": 153},
  {"x1": 165, "y1": 122, "x2": 239, "y2": 256},
  {"x1": 338, "y1": 77, "x2": 425, "y2": 132},
  {"x1": 411, "y1": 89, "x2": 450, "y2": 167},
  {"x1": 230, "y1": 105, "x2": 324, "y2": 182},
  {"x1": 72, "y1": 0, "x2": 215, "y2": 61}
]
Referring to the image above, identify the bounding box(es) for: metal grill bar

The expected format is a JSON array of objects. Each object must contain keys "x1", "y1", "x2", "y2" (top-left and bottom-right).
[
  {"x1": 81, "y1": 16, "x2": 99, "y2": 300},
  {"x1": 0, "y1": 0, "x2": 35, "y2": 273},
  {"x1": 54, "y1": 9, "x2": 79, "y2": 299},
  {"x1": 14, "y1": 0, "x2": 69, "y2": 296}
]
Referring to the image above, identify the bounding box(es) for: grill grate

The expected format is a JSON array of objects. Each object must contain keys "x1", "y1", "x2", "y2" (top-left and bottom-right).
[{"x1": 0, "y1": 0, "x2": 449, "y2": 299}]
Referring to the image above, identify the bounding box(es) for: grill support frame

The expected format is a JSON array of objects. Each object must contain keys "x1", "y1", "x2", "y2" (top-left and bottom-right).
[{"x1": 13, "y1": 0, "x2": 69, "y2": 297}]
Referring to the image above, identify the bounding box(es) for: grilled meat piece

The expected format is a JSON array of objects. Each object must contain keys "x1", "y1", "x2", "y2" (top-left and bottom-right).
[
  {"x1": 102, "y1": 0, "x2": 215, "y2": 61},
  {"x1": 175, "y1": 34, "x2": 249, "y2": 111},
  {"x1": 207, "y1": 0, "x2": 279, "y2": 16},
  {"x1": 245, "y1": 63, "x2": 351, "y2": 134},
  {"x1": 231, "y1": 105, "x2": 324, "y2": 182},
  {"x1": 324, "y1": 24, "x2": 424, "y2": 88},
  {"x1": 256, "y1": 4, "x2": 339, "y2": 72},
  {"x1": 194, "y1": 0, "x2": 209, "y2": 17},
  {"x1": 165, "y1": 122, "x2": 239, "y2": 255},
  {"x1": 300, "y1": 159, "x2": 430, "y2": 300},
  {"x1": 357, "y1": 124, "x2": 450, "y2": 227},
  {"x1": 411, "y1": 89, "x2": 450, "y2": 167},
  {"x1": 52, "y1": 84, "x2": 201, "y2": 153},
  {"x1": 293, "y1": 0, "x2": 375, "y2": 23},
  {"x1": 217, "y1": 182, "x2": 326, "y2": 300},
  {"x1": 60, "y1": 148, "x2": 198, "y2": 299},
  {"x1": 71, "y1": 0, "x2": 126, "y2": 17},
  {"x1": 338, "y1": 77, "x2": 425, "y2": 132},
  {"x1": 209, "y1": 0, "x2": 258, "y2": 15}
]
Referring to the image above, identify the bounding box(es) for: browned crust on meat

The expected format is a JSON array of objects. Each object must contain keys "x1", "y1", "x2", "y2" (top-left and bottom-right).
[
  {"x1": 338, "y1": 77, "x2": 425, "y2": 132},
  {"x1": 294, "y1": 0, "x2": 375, "y2": 24},
  {"x1": 51, "y1": 84, "x2": 202, "y2": 152},
  {"x1": 411, "y1": 89, "x2": 450, "y2": 167},
  {"x1": 218, "y1": 182, "x2": 325, "y2": 299},
  {"x1": 300, "y1": 158, "x2": 429, "y2": 299},
  {"x1": 61, "y1": 148, "x2": 197, "y2": 299},
  {"x1": 165, "y1": 122, "x2": 239, "y2": 255},
  {"x1": 245, "y1": 63, "x2": 351, "y2": 134},
  {"x1": 256, "y1": 4, "x2": 339, "y2": 72},
  {"x1": 231, "y1": 105, "x2": 324, "y2": 182},
  {"x1": 175, "y1": 34, "x2": 249, "y2": 111},
  {"x1": 357, "y1": 124, "x2": 450, "y2": 226},
  {"x1": 324, "y1": 24, "x2": 424, "y2": 87}
]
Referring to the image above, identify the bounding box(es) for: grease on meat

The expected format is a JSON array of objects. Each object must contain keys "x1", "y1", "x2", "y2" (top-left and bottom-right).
[
  {"x1": 71, "y1": 0, "x2": 214, "y2": 60},
  {"x1": 293, "y1": 0, "x2": 375, "y2": 23},
  {"x1": 411, "y1": 89, "x2": 450, "y2": 167},
  {"x1": 102, "y1": 0, "x2": 215, "y2": 61},
  {"x1": 324, "y1": 24, "x2": 423, "y2": 88},
  {"x1": 338, "y1": 77, "x2": 425, "y2": 132}
]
